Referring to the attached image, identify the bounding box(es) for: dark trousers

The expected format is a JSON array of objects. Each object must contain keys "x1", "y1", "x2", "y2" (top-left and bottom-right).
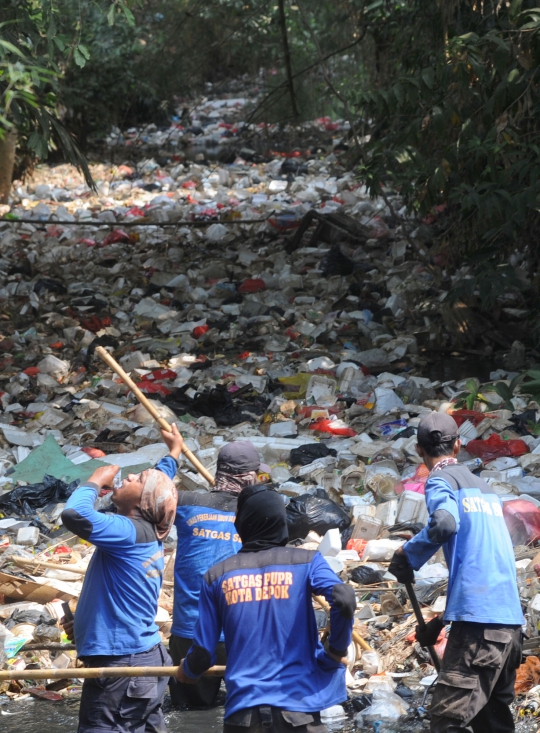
[
  {"x1": 430, "y1": 621, "x2": 522, "y2": 733},
  {"x1": 169, "y1": 634, "x2": 227, "y2": 708},
  {"x1": 223, "y1": 706, "x2": 328, "y2": 733},
  {"x1": 78, "y1": 643, "x2": 171, "y2": 733}
]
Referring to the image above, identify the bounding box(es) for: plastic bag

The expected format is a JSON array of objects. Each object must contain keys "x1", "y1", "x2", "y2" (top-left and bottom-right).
[
  {"x1": 286, "y1": 490, "x2": 351, "y2": 540},
  {"x1": 466, "y1": 433, "x2": 529, "y2": 461},
  {"x1": 33, "y1": 624, "x2": 62, "y2": 643},
  {"x1": 4, "y1": 608, "x2": 56, "y2": 629},
  {"x1": 290, "y1": 443, "x2": 337, "y2": 467},
  {"x1": 349, "y1": 566, "x2": 384, "y2": 585},
  {"x1": 503, "y1": 499, "x2": 540, "y2": 546},
  {"x1": 515, "y1": 656, "x2": 540, "y2": 694},
  {"x1": 356, "y1": 690, "x2": 408, "y2": 723},
  {"x1": 0, "y1": 475, "x2": 79, "y2": 516}
]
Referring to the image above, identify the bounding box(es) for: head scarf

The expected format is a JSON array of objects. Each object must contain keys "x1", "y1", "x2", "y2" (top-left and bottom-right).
[
  {"x1": 235, "y1": 485, "x2": 289, "y2": 552},
  {"x1": 139, "y1": 468, "x2": 177, "y2": 541},
  {"x1": 215, "y1": 441, "x2": 261, "y2": 494}
]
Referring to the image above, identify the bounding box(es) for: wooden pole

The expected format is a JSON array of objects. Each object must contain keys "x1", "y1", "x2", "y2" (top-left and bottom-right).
[
  {"x1": 313, "y1": 595, "x2": 372, "y2": 652},
  {"x1": 94, "y1": 346, "x2": 215, "y2": 486},
  {"x1": 0, "y1": 665, "x2": 226, "y2": 681}
]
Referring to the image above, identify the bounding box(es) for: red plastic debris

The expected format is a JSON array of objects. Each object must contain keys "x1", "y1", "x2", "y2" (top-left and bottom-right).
[
  {"x1": 466, "y1": 433, "x2": 529, "y2": 461},
  {"x1": 136, "y1": 381, "x2": 171, "y2": 397},
  {"x1": 81, "y1": 447, "x2": 107, "y2": 458},
  {"x1": 450, "y1": 410, "x2": 496, "y2": 427},
  {"x1": 50, "y1": 341, "x2": 63, "y2": 349},
  {"x1": 238, "y1": 278, "x2": 267, "y2": 294},
  {"x1": 146, "y1": 369, "x2": 177, "y2": 381},
  {"x1": 101, "y1": 229, "x2": 135, "y2": 246},
  {"x1": 346, "y1": 539, "x2": 368, "y2": 556},
  {"x1": 80, "y1": 315, "x2": 111, "y2": 333},
  {"x1": 238, "y1": 351, "x2": 251, "y2": 360},
  {"x1": 309, "y1": 419, "x2": 356, "y2": 437},
  {"x1": 181, "y1": 180, "x2": 198, "y2": 189},
  {"x1": 23, "y1": 367, "x2": 40, "y2": 377},
  {"x1": 193, "y1": 325, "x2": 210, "y2": 338},
  {"x1": 504, "y1": 499, "x2": 540, "y2": 546}
]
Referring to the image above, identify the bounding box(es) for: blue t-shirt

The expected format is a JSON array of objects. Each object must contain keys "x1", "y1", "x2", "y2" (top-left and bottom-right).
[
  {"x1": 403, "y1": 463, "x2": 524, "y2": 625},
  {"x1": 61, "y1": 455, "x2": 178, "y2": 657},
  {"x1": 184, "y1": 548, "x2": 355, "y2": 718},
  {"x1": 172, "y1": 491, "x2": 241, "y2": 638}
]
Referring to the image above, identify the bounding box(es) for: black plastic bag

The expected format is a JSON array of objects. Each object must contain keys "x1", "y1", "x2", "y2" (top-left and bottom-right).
[
  {"x1": 0, "y1": 475, "x2": 79, "y2": 516},
  {"x1": 289, "y1": 443, "x2": 337, "y2": 467},
  {"x1": 33, "y1": 624, "x2": 62, "y2": 643},
  {"x1": 341, "y1": 525, "x2": 355, "y2": 549},
  {"x1": 349, "y1": 566, "x2": 384, "y2": 586},
  {"x1": 320, "y1": 245, "x2": 354, "y2": 277},
  {"x1": 4, "y1": 608, "x2": 55, "y2": 629},
  {"x1": 286, "y1": 489, "x2": 351, "y2": 540}
]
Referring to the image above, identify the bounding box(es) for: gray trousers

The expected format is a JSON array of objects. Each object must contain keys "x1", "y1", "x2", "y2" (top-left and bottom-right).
[
  {"x1": 430, "y1": 622, "x2": 522, "y2": 733},
  {"x1": 223, "y1": 707, "x2": 328, "y2": 733}
]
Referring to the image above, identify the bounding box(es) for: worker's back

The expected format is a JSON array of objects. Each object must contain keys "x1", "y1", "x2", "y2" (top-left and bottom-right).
[
  {"x1": 406, "y1": 463, "x2": 524, "y2": 625},
  {"x1": 172, "y1": 491, "x2": 241, "y2": 638},
  {"x1": 194, "y1": 547, "x2": 351, "y2": 718}
]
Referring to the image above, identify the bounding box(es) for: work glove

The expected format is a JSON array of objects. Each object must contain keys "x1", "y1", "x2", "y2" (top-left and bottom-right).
[
  {"x1": 415, "y1": 615, "x2": 444, "y2": 647},
  {"x1": 388, "y1": 549, "x2": 415, "y2": 584}
]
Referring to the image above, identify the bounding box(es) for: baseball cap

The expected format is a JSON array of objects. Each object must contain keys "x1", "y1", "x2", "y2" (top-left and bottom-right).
[{"x1": 417, "y1": 412, "x2": 459, "y2": 446}]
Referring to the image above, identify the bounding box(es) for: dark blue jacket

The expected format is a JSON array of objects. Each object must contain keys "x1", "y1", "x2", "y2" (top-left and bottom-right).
[{"x1": 184, "y1": 547, "x2": 355, "y2": 718}]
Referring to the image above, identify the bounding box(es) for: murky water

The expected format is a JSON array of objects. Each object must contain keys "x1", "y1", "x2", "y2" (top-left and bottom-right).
[{"x1": 0, "y1": 693, "x2": 225, "y2": 733}]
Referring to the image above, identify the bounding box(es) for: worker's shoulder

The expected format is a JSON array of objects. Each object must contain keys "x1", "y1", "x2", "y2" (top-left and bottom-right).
[
  {"x1": 204, "y1": 547, "x2": 317, "y2": 585},
  {"x1": 177, "y1": 490, "x2": 237, "y2": 512},
  {"x1": 428, "y1": 464, "x2": 493, "y2": 494}
]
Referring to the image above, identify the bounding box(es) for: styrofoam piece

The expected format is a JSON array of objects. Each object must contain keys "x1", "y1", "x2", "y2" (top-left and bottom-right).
[
  {"x1": 318, "y1": 528, "x2": 341, "y2": 557},
  {"x1": 268, "y1": 420, "x2": 297, "y2": 437},
  {"x1": 362, "y1": 539, "x2": 405, "y2": 562},
  {"x1": 306, "y1": 375, "x2": 337, "y2": 406},
  {"x1": 351, "y1": 515, "x2": 382, "y2": 540},
  {"x1": 395, "y1": 490, "x2": 429, "y2": 525},
  {"x1": 17, "y1": 527, "x2": 40, "y2": 546},
  {"x1": 352, "y1": 504, "x2": 377, "y2": 521},
  {"x1": 375, "y1": 499, "x2": 398, "y2": 526}
]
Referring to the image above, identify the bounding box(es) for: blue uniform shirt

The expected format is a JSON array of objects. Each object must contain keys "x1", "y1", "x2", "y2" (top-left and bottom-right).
[
  {"x1": 184, "y1": 547, "x2": 355, "y2": 718},
  {"x1": 172, "y1": 491, "x2": 241, "y2": 638},
  {"x1": 61, "y1": 455, "x2": 178, "y2": 657},
  {"x1": 403, "y1": 463, "x2": 524, "y2": 625}
]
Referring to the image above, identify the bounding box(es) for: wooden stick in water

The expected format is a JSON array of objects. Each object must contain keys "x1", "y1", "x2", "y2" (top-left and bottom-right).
[
  {"x1": 95, "y1": 346, "x2": 215, "y2": 485},
  {"x1": 0, "y1": 665, "x2": 226, "y2": 681}
]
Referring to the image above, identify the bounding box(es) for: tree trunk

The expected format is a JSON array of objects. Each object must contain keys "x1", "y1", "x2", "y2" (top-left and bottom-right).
[
  {"x1": 0, "y1": 130, "x2": 17, "y2": 205},
  {"x1": 277, "y1": 0, "x2": 299, "y2": 119}
]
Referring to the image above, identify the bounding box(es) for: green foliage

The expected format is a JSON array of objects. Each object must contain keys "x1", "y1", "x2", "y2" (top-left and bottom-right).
[
  {"x1": 349, "y1": 0, "x2": 540, "y2": 308},
  {"x1": 0, "y1": 0, "x2": 138, "y2": 183}
]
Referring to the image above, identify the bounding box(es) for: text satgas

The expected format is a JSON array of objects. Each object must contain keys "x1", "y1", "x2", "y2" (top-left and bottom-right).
[
  {"x1": 221, "y1": 571, "x2": 294, "y2": 606},
  {"x1": 462, "y1": 496, "x2": 503, "y2": 516}
]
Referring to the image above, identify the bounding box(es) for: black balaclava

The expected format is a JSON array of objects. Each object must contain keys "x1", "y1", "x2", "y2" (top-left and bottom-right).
[{"x1": 235, "y1": 485, "x2": 289, "y2": 553}]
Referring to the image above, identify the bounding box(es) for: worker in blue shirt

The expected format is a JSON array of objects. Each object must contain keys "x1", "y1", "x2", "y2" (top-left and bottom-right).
[
  {"x1": 389, "y1": 412, "x2": 524, "y2": 733},
  {"x1": 61, "y1": 425, "x2": 181, "y2": 733},
  {"x1": 176, "y1": 484, "x2": 356, "y2": 733},
  {"x1": 169, "y1": 440, "x2": 261, "y2": 708}
]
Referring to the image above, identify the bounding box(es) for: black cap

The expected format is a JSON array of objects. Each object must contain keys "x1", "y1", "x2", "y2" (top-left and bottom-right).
[{"x1": 417, "y1": 412, "x2": 459, "y2": 446}]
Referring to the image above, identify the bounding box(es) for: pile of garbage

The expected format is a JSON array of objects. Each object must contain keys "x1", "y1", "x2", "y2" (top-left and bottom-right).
[{"x1": 0, "y1": 91, "x2": 539, "y2": 727}]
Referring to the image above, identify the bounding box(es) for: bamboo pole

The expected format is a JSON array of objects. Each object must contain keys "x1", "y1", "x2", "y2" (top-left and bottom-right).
[
  {"x1": 0, "y1": 665, "x2": 226, "y2": 681},
  {"x1": 94, "y1": 346, "x2": 215, "y2": 485},
  {"x1": 313, "y1": 595, "x2": 372, "y2": 652}
]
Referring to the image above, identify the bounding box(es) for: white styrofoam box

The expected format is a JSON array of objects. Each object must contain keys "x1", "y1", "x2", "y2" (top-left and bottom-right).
[
  {"x1": 395, "y1": 490, "x2": 429, "y2": 526},
  {"x1": 375, "y1": 498, "x2": 398, "y2": 527},
  {"x1": 318, "y1": 528, "x2": 341, "y2": 557}
]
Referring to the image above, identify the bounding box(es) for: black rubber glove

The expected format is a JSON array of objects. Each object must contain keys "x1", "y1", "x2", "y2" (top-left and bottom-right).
[
  {"x1": 416, "y1": 615, "x2": 444, "y2": 647},
  {"x1": 388, "y1": 549, "x2": 415, "y2": 584}
]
